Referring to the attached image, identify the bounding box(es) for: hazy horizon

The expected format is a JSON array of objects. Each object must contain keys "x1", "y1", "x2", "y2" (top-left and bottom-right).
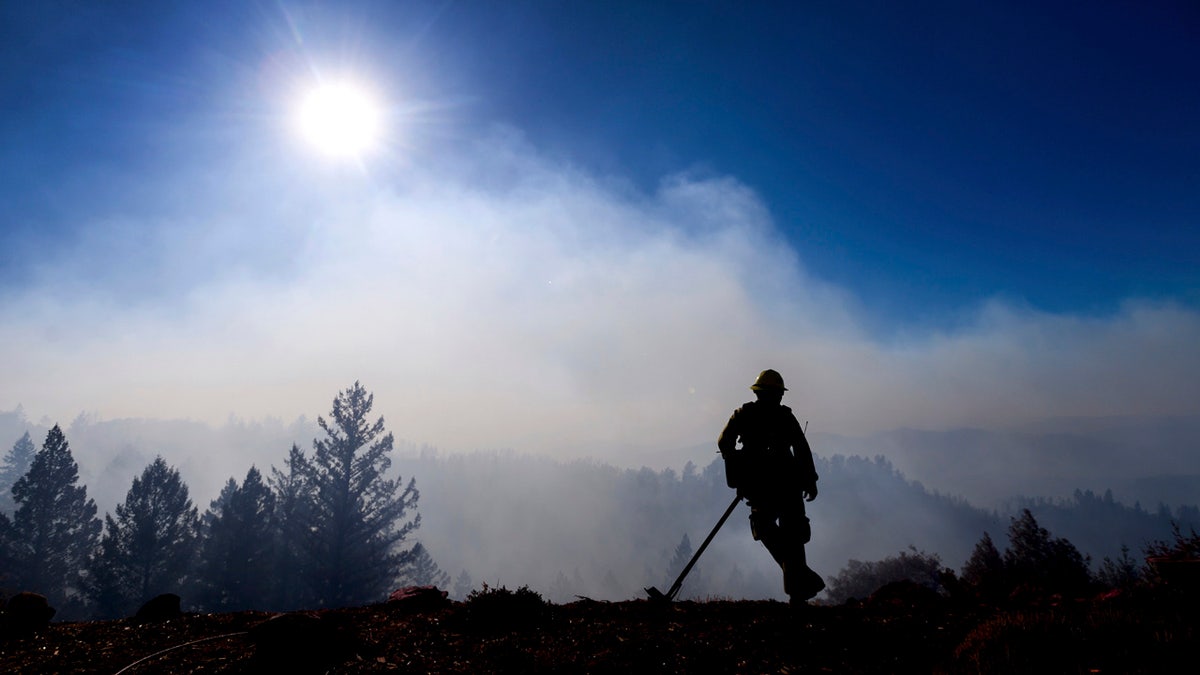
[
  {"x1": 3, "y1": 404, "x2": 1197, "y2": 516},
  {"x1": 3, "y1": 403, "x2": 1195, "y2": 606}
]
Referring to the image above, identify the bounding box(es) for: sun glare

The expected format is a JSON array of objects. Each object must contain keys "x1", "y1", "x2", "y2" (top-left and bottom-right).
[{"x1": 295, "y1": 81, "x2": 384, "y2": 159}]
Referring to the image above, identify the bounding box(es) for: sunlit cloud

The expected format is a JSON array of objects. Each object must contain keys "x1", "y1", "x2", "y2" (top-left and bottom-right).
[{"x1": 1, "y1": 128, "x2": 1197, "y2": 464}]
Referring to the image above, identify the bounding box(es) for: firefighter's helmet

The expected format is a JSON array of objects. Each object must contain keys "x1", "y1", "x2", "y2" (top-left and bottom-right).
[{"x1": 750, "y1": 369, "x2": 787, "y2": 392}]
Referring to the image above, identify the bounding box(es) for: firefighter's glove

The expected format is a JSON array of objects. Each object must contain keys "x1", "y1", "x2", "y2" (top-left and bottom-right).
[{"x1": 802, "y1": 483, "x2": 818, "y2": 502}]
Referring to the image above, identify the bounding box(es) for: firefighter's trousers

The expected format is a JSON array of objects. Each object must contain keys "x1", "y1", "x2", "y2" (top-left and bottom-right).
[{"x1": 748, "y1": 497, "x2": 824, "y2": 600}]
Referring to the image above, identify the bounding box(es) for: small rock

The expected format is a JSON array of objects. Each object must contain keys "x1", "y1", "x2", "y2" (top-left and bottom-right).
[
  {"x1": 2, "y1": 592, "x2": 56, "y2": 636},
  {"x1": 134, "y1": 593, "x2": 182, "y2": 623},
  {"x1": 866, "y1": 580, "x2": 944, "y2": 612},
  {"x1": 250, "y1": 612, "x2": 356, "y2": 673},
  {"x1": 387, "y1": 585, "x2": 450, "y2": 612}
]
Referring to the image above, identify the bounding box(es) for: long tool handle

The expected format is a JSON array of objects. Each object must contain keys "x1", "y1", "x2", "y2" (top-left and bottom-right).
[{"x1": 664, "y1": 493, "x2": 743, "y2": 601}]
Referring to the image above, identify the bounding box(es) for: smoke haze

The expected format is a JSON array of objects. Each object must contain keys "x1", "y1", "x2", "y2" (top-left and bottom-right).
[{"x1": 2, "y1": 129, "x2": 1198, "y2": 468}]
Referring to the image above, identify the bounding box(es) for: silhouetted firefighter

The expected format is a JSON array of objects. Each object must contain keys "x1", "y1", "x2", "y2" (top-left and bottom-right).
[{"x1": 719, "y1": 369, "x2": 825, "y2": 605}]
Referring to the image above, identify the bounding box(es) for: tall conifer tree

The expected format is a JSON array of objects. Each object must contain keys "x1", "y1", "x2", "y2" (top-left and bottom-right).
[
  {"x1": 268, "y1": 443, "x2": 317, "y2": 609},
  {"x1": 0, "y1": 431, "x2": 37, "y2": 513},
  {"x1": 87, "y1": 457, "x2": 200, "y2": 618},
  {"x1": 8, "y1": 425, "x2": 100, "y2": 615},
  {"x1": 0, "y1": 512, "x2": 15, "y2": 589},
  {"x1": 196, "y1": 466, "x2": 277, "y2": 611},
  {"x1": 300, "y1": 382, "x2": 420, "y2": 607},
  {"x1": 664, "y1": 533, "x2": 700, "y2": 597},
  {"x1": 400, "y1": 542, "x2": 450, "y2": 588}
]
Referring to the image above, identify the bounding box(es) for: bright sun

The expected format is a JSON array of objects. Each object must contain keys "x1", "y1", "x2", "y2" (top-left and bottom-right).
[{"x1": 295, "y1": 81, "x2": 384, "y2": 159}]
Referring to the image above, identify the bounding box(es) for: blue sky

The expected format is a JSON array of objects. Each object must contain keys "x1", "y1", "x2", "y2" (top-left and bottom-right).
[
  {"x1": 449, "y1": 2, "x2": 1200, "y2": 320},
  {"x1": 1, "y1": 1, "x2": 1198, "y2": 457}
]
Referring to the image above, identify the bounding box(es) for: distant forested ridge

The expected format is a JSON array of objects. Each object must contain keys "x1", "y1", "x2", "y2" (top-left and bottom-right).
[
  {"x1": 1, "y1": 403, "x2": 1197, "y2": 614},
  {"x1": 817, "y1": 418, "x2": 1200, "y2": 508},
  {"x1": 399, "y1": 450, "x2": 1195, "y2": 603}
]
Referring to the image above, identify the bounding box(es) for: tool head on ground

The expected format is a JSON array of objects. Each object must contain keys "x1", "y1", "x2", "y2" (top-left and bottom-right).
[
  {"x1": 644, "y1": 586, "x2": 670, "y2": 603},
  {"x1": 644, "y1": 495, "x2": 743, "y2": 603},
  {"x1": 750, "y1": 369, "x2": 787, "y2": 392}
]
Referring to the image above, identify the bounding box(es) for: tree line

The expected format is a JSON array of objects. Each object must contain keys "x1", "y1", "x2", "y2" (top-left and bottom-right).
[
  {"x1": 0, "y1": 382, "x2": 443, "y2": 620},
  {"x1": 822, "y1": 506, "x2": 1199, "y2": 605}
]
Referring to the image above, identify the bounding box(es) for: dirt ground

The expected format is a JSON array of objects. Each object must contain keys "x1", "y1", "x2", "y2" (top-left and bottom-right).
[{"x1": 0, "y1": 592, "x2": 1193, "y2": 674}]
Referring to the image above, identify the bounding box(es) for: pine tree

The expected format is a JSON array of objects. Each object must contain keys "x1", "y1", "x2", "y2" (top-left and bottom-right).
[
  {"x1": 299, "y1": 382, "x2": 420, "y2": 607},
  {"x1": 0, "y1": 432, "x2": 37, "y2": 513},
  {"x1": 0, "y1": 511, "x2": 17, "y2": 590},
  {"x1": 1097, "y1": 544, "x2": 1140, "y2": 590},
  {"x1": 196, "y1": 466, "x2": 277, "y2": 611},
  {"x1": 599, "y1": 569, "x2": 623, "y2": 601},
  {"x1": 400, "y1": 542, "x2": 450, "y2": 588},
  {"x1": 548, "y1": 570, "x2": 574, "y2": 603},
  {"x1": 961, "y1": 531, "x2": 1006, "y2": 601},
  {"x1": 725, "y1": 564, "x2": 746, "y2": 598},
  {"x1": 87, "y1": 457, "x2": 200, "y2": 618},
  {"x1": 452, "y1": 569, "x2": 474, "y2": 600},
  {"x1": 1004, "y1": 508, "x2": 1091, "y2": 597},
  {"x1": 268, "y1": 443, "x2": 317, "y2": 610},
  {"x1": 665, "y1": 533, "x2": 695, "y2": 597},
  {"x1": 8, "y1": 426, "x2": 101, "y2": 616}
]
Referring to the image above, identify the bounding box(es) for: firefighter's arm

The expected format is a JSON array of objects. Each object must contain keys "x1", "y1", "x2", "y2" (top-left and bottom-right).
[
  {"x1": 793, "y1": 417, "x2": 819, "y2": 501},
  {"x1": 717, "y1": 410, "x2": 740, "y2": 456},
  {"x1": 717, "y1": 409, "x2": 742, "y2": 491}
]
